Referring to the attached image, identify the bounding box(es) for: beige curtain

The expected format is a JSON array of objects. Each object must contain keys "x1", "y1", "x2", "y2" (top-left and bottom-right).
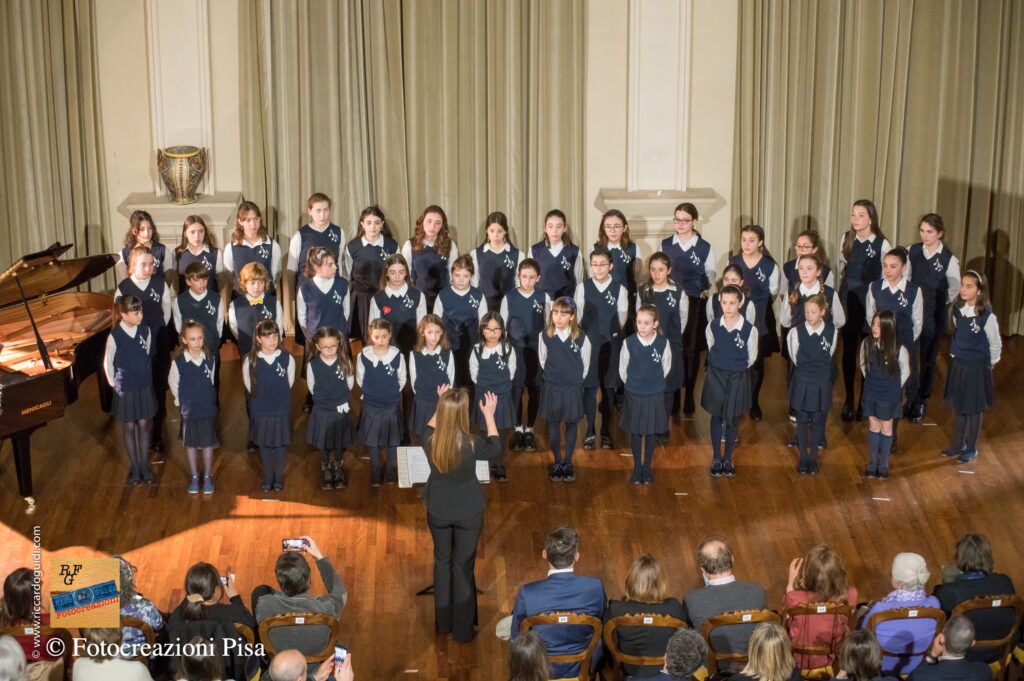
[
  {"x1": 0, "y1": 0, "x2": 109, "y2": 286},
  {"x1": 734, "y1": 0, "x2": 1024, "y2": 334},
  {"x1": 240, "y1": 0, "x2": 585, "y2": 259}
]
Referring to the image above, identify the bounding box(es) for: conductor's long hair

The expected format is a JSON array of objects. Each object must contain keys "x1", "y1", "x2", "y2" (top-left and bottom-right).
[{"x1": 430, "y1": 388, "x2": 472, "y2": 474}]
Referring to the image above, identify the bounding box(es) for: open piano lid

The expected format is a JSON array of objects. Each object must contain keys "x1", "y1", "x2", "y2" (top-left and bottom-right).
[{"x1": 0, "y1": 243, "x2": 116, "y2": 309}]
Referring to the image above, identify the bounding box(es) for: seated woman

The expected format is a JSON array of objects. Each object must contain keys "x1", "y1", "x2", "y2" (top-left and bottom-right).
[
  {"x1": 167, "y1": 563, "x2": 255, "y2": 680},
  {"x1": 831, "y1": 630, "x2": 899, "y2": 681},
  {"x1": 73, "y1": 628, "x2": 153, "y2": 681},
  {"x1": 115, "y1": 556, "x2": 166, "y2": 658},
  {"x1": 507, "y1": 631, "x2": 550, "y2": 681},
  {"x1": 0, "y1": 567, "x2": 68, "y2": 680},
  {"x1": 783, "y1": 545, "x2": 857, "y2": 671},
  {"x1": 731, "y1": 622, "x2": 802, "y2": 681},
  {"x1": 859, "y1": 553, "x2": 940, "y2": 675},
  {"x1": 604, "y1": 554, "x2": 687, "y2": 677}
]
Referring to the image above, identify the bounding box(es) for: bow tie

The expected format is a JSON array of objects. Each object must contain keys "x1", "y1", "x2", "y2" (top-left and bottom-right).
[{"x1": 249, "y1": 298, "x2": 264, "y2": 305}]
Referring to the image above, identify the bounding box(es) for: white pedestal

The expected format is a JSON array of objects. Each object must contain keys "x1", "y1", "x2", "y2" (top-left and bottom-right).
[{"x1": 118, "y1": 191, "x2": 242, "y2": 247}]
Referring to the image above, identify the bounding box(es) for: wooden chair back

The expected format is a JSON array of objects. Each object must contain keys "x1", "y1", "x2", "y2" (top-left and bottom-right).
[
  {"x1": 699, "y1": 609, "x2": 781, "y2": 677},
  {"x1": 865, "y1": 606, "x2": 945, "y2": 669},
  {"x1": 520, "y1": 611, "x2": 603, "y2": 681},
  {"x1": 951, "y1": 594, "x2": 1024, "y2": 680},
  {"x1": 121, "y1": 615, "x2": 156, "y2": 665},
  {"x1": 602, "y1": 614, "x2": 687, "y2": 680},
  {"x1": 781, "y1": 602, "x2": 853, "y2": 680},
  {"x1": 258, "y1": 611, "x2": 341, "y2": 663},
  {"x1": 234, "y1": 621, "x2": 256, "y2": 644}
]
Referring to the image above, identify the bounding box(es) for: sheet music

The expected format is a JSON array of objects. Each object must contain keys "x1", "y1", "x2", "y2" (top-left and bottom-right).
[{"x1": 397, "y1": 446, "x2": 491, "y2": 488}]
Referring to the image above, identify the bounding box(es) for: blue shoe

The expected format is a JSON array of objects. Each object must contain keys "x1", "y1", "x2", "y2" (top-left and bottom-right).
[
  {"x1": 202, "y1": 475, "x2": 214, "y2": 495},
  {"x1": 187, "y1": 475, "x2": 200, "y2": 494},
  {"x1": 956, "y1": 450, "x2": 978, "y2": 464},
  {"x1": 942, "y1": 446, "x2": 966, "y2": 458}
]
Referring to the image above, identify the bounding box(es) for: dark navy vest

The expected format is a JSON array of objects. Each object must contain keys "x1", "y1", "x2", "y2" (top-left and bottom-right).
[
  {"x1": 410, "y1": 243, "x2": 451, "y2": 297},
  {"x1": 300, "y1": 277, "x2": 350, "y2": 336},
  {"x1": 784, "y1": 258, "x2": 831, "y2": 287},
  {"x1": 580, "y1": 279, "x2": 622, "y2": 345},
  {"x1": 475, "y1": 245, "x2": 520, "y2": 307},
  {"x1": 624, "y1": 334, "x2": 668, "y2": 395},
  {"x1": 950, "y1": 308, "x2": 993, "y2": 363},
  {"x1": 729, "y1": 254, "x2": 777, "y2": 333},
  {"x1": 869, "y1": 280, "x2": 920, "y2": 350},
  {"x1": 840, "y1": 236, "x2": 883, "y2": 298},
  {"x1": 232, "y1": 295, "x2": 277, "y2": 355},
  {"x1": 474, "y1": 343, "x2": 514, "y2": 395},
  {"x1": 372, "y1": 287, "x2": 422, "y2": 352},
  {"x1": 248, "y1": 352, "x2": 291, "y2": 416},
  {"x1": 112, "y1": 324, "x2": 152, "y2": 391},
  {"x1": 863, "y1": 344, "x2": 901, "y2": 403},
  {"x1": 786, "y1": 285, "x2": 839, "y2": 327},
  {"x1": 122, "y1": 243, "x2": 168, "y2": 277},
  {"x1": 230, "y1": 240, "x2": 276, "y2": 295},
  {"x1": 438, "y1": 287, "x2": 483, "y2": 351},
  {"x1": 309, "y1": 356, "x2": 350, "y2": 410},
  {"x1": 660, "y1": 236, "x2": 712, "y2": 298},
  {"x1": 118, "y1": 278, "x2": 166, "y2": 334},
  {"x1": 909, "y1": 243, "x2": 954, "y2": 322},
  {"x1": 794, "y1": 321, "x2": 836, "y2": 380},
  {"x1": 531, "y1": 242, "x2": 579, "y2": 299},
  {"x1": 640, "y1": 286, "x2": 684, "y2": 347},
  {"x1": 606, "y1": 243, "x2": 638, "y2": 294},
  {"x1": 176, "y1": 247, "x2": 219, "y2": 293},
  {"x1": 360, "y1": 352, "x2": 402, "y2": 408},
  {"x1": 296, "y1": 224, "x2": 343, "y2": 289},
  {"x1": 504, "y1": 290, "x2": 546, "y2": 349},
  {"x1": 175, "y1": 354, "x2": 217, "y2": 419},
  {"x1": 708, "y1": 319, "x2": 754, "y2": 373},
  {"x1": 412, "y1": 349, "x2": 452, "y2": 396},
  {"x1": 176, "y1": 292, "x2": 220, "y2": 353},
  {"x1": 346, "y1": 237, "x2": 398, "y2": 292},
  {"x1": 540, "y1": 333, "x2": 584, "y2": 386}
]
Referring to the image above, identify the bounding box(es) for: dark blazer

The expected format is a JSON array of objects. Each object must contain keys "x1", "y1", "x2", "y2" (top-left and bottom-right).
[
  {"x1": 421, "y1": 428, "x2": 501, "y2": 521},
  {"x1": 932, "y1": 571, "x2": 1016, "y2": 663},
  {"x1": 168, "y1": 596, "x2": 255, "y2": 677},
  {"x1": 511, "y1": 571, "x2": 607, "y2": 679},
  {"x1": 605, "y1": 597, "x2": 687, "y2": 677},
  {"x1": 907, "y1": 657, "x2": 992, "y2": 681}
]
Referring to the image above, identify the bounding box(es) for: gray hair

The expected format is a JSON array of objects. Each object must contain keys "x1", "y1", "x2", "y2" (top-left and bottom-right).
[
  {"x1": 0, "y1": 635, "x2": 26, "y2": 681},
  {"x1": 665, "y1": 628, "x2": 706, "y2": 678},
  {"x1": 890, "y1": 552, "x2": 930, "y2": 590},
  {"x1": 943, "y1": 615, "x2": 975, "y2": 656}
]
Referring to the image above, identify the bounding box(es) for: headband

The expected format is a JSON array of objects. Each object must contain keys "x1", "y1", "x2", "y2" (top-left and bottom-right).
[{"x1": 556, "y1": 296, "x2": 577, "y2": 312}]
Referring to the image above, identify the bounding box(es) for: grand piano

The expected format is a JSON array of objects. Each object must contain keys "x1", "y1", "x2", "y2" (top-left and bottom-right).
[{"x1": 0, "y1": 243, "x2": 116, "y2": 509}]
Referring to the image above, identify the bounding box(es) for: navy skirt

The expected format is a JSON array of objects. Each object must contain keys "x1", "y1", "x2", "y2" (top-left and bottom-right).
[
  {"x1": 620, "y1": 392, "x2": 668, "y2": 435},
  {"x1": 512, "y1": 346, "x2": 541, "y2": 389},
  {"x1": 700, "y1": 365, "x2": 751, "y2": 419},
  {"x1": 249, "y1": 414, "x2": 292, "y2": 447},
  {"x1": 862, "y1": 395, "x2": 902, "y2": 420},
  {"x1": 789, "y1": 373, "x2": 833, "y2": 413},
  {"x1": 539, "y1": 383, "x2": 584, "y2": 423},
  {"x1": 306, "y1": 407, "x2": 355, "y2": 450},
  {"x1": 944, "y1": 357, "x2": 993, "y2": 414},
  {"x1": 113, "y1": 386, "x2": 158, "y2": 423},
  {"x1": 472, "y1": 390, "x2": 516, "y2": 430},
  {"x1": 360, "y1": 403, "x2": 403, "y2": 447},
  {"x1": 410, "y1": 396, "x2": 439, "y2": 437},
  {"x1": 180, "y1": 416, "x2": 219, "y2": 448},
  {"x1": 665, "y1": 341, "x2": 685, "y2": 392}
]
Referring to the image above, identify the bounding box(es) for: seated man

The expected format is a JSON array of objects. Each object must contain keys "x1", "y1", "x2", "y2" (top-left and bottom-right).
[
  {"x1": 510, "y1": 526, "x2": 606, "y2": 679},
  {"x1": 268, "y1": 648, "x2": 351, "y2": 681},
  {"x1": 627, "y1": 628, "x2": 706, "y2": 681},
  {"x1": 932, "y1": 533, "x2": 1016, "y2": 664},
  {"x1": 252, "y1": 536, "x2": 348, "y2": 664},
  {"x1": 907, "y1": 615, "x2": 991, "y2": 681},
  {"x1": 682, "y1": 536, "x2": 767, "y2": 663}
]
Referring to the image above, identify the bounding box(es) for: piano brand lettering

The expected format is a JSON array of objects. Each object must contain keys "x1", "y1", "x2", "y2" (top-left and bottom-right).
[{"x1": 21, "y1": 401, "x2": 53, "y2": 416}]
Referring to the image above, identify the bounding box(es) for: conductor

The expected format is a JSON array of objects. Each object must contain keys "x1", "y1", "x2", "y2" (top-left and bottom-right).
[{"x1": 423, "y1": 385, "x2": 501, "y2": 642}]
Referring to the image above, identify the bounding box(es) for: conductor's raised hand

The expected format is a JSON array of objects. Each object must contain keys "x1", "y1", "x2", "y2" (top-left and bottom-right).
[
  {"x1": 436, "y1": 383, "x2": 452, "y2": 398},
  {"x1": 479, "y1": 391, "x2": 498, "y2": 417}
]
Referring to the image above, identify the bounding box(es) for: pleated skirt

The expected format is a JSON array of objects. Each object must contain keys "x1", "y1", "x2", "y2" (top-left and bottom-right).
[
  {"x1": 539, "y1": 383, "x2": 584, "y2": 423},
  {"x1": 472, "y1": 390, "x2": 516, "y2": 430},
  {"x1": 113, "y1": 386, "x2": 158, "y2": 423},
  {"x1": 700, "y1": 365, "x2": 751, "y2": 419},
  {"x1": 789, "y1": 374, "x2": 833, "y2": 413},
  {"x1": 307, "y1": 407, "x2": 355, "y2": 450},
  {"x1": 180, "y1": 416, "x2": 219, "y2": 448},
  {"x1": 410, "y1": 397, "x2": 439, "y2": 437},
  {"x1": 249, "y1": 414, "x2": 292, "y2": 447},
  {"x1": 360, "y1": 403, "x2": 404, "y2": 447},
  {"x1": 620, "y1": 392, "x2": 668, "y2": 435},
  {"x1": 944, "y1": 357, "x2": 993, "y2": 414}
]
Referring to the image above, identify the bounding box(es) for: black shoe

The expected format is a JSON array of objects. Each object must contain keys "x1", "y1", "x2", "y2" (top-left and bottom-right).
[
  {"x1": 856, "y1": 404, "x2": 864, "y2": 421},
  {"x1": 333, "y1": 467, "x2": 348, "y2": 489},
  {"x1": 549, "y1": 464, "x2": 562, "y2": 482},
  {"x1": 841, "y1": 403, "x2": 855, "y2": 421},
  {"x1": 642, "y1": 470, "x2": 653, "y2": 485},
  {"x1": 787, "y1": 436, "x2": 798, "y2": 448},
  {"x1": 247, "y1": 440, "x2": 258, "y2": 453},
  {"x1": 683, "y1": 395, "x2": 696, "y2": 415},
  {"x1": 750, "y1": 405, "x2": 762, "y2": 421},
  {"x1": 491, "y1": 465, "x2": 508, "y2": 482},
  {"x1": 583, "y1": 435, "x2": 596, "y2": 450},
  {"x1": 956, "y1": 450, "x2": 978, "y2": 464},
  {"x1": 386, "y1": 468, "x2": 398, "y2": 484},
  {"x1": 797, "y1": 463, "x2": 808, "y2": 475},
  {"x1": 523, "y1": 432, "x2": 537, "y2": 451},
  {"x1": 273, "y1": 482, "x2": 284, "y2": 492},
  {"x1": 877, "y1": 468, "x2": 890, "y2": 480},
  {"x1": 631, "y1": 471, "x2": 642, "y2": 485},
  {"x1": 510, "y1": 431, "x2": 524, "y2": 451},
  {"x1": 863, "y1": 466, "x2": 878, "y2": 478},
  {"x1": 722, "y1": 462, "x2": 736, "y2": 477},
  {"x1": 561, "y1": 464, "x2": 575, "y2": 481},
  {"x1": 142, "y1": 468, "x2": 156, "y2": 485},
  {"x1": 942, "y1": 446, "x2": 965, "y2": 458},
  {"x1": 149, "y1": 439, "x2": 165, "y2": 455},
  {"x1": 910, "y1": 401, "x2": 926, "y2": 422},
  {"x1": 261, "y1": 483, "x2": 272, "y2": 493},
  {"x1": 371, "y1": 468, "x2": 383, "y2": 487},
  {"x1": 711, "y1": 460, "x2": 724, "y2": 477},
  {"x1": 656, "y1": 433, "x2": 669, "y2": 446},
  {"x1": 322, "y1": 468, "x2": 333, "y2": 490},
  {"x1": 600, "y1": 434, "x2": 613, "y2": 450},
  {"x1": 808, "y1": 463, "x2": 820, "y2": 475}
]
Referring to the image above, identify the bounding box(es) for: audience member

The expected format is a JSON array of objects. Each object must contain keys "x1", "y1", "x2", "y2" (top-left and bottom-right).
[
  {"x1": 731, "y1": 622, "x2": 801, "y2": 681},
  {"x1": 627, "y1": 628, "x2": 706, "y2": 681},
  {"x1": 510, "y1": 527, "x2": 606, "y2": 680},
  {"x1": 605, "y1": 554, "x2": 687, "y2": 677},
  {"x1": 507, "y1": 632, "x2": 550, "y2": 681},
  {"x1": 931, "y1": 533, "x2": 1016, "y2": 664},
  {"x1": 115, "y1": 555, "x2": 166, "y2": 657},
  {"x1": 682, "y1": 537, "x2": 767, "y2": 661},
  {"x1": 73, "y1": 628, "x2": 152, "y2": 681},
  {"x1": 268, "y1": 649, "x2": 348, "y2": 681},
  {"x1": 176, "y1": 635, "x2": 224, "y2": 681},
  {"x1": 783, "y1": 544, "x2": 857, "y2": 670},
  {"x1": 907, "y1": 615, "x2": 990, "y2": 681},
  {"x1": 0, "y1": 568, "x2": 67, "y2": 677},
  {"x1": 0, "y1": 635, "x2": 26, "y2": 681},
  {"x1": 832, "y1": 629, "x2": 898, "y2": 680},
  {"x1": 858, "y1": 552, "x2": 940, "y2": 674}
]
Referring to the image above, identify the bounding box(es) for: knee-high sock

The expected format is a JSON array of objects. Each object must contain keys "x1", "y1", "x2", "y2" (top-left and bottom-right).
[
  {"x1": 386, "y1": 446, "x2": 397, "y2": 468},
  {"x1": 273, "y1": 447, "x2": 287, "y2": 481},
  {"x1": 548, "y1": 422, "x2": 562, "y2": 464},
  {"x1": 370, "y1": 447, "x2": 382, "y2": 472},
  {"x1": 723, "y1": 418, "x2": 738, "y2": 463},
  {"x1": 710, "y1": 419, "x2": 723, "y2": 460},
  {"x1": 642, "y1": 435, "x2": 656, "y2": 473},
  {"x1": 868, "y1": 431, "x2": 880, "y2": 467},
  {"x1": 259, "y1": 447, "x2": 274, "y2": 486},
  {"x1": 878, "y1": 434, "x2": 893, "y2": 471},
  {"x1": 795, "y1": 412, "x2": 811, "y2": 464},
  {"x1": 583, "y1": 388, "x2": 598, "y2": 436},
  {"x1": 564, "y1": 422, "x2": 578, "y2": 465},
  {"x1": 630, "y1": 434, "x2": 643, "y2": 476},
  {"x1": 966, "y1": 414, "x2": 984, "y2": 450},
  {"x1": 512, "y1": 387, "x2": 524, "y2": 428}
]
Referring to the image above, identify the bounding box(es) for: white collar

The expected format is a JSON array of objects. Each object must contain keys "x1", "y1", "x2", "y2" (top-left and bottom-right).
[
  {"x1": 921, "y1": 241, "x2": 944, "y2": 257},
  {"x1": 517, "y1": 288, "x2": 538, "y2": 298},
  {"x1": 636, "y1": 333, "x2": 659, "y2": 347},
  {"x1": 182, "y1": 350, "x2": 207, "y2": 365},
  {"x1": 958, "y1": 304, "x2": 980, "y2": 318},
  {"x1": 854, "y1": 231, "x2": 877, "y2": 244},
  {"x1": 186, "y1": 244, "x2": 211, "y2": 255},
  {"x1": 361, "y1": 346, "x2": 399, "y2": 365},
  {"x1": 707, "y1": 575, "x2": 736, "y2": 586},
  {"x1": 245, "y1": 294, "x2": 268, "y2": 303},
  {"x1": 242, "y1": 237, "x2": 270, "y2": 247},
  {"x1": 651, "y1": 282, "x2": 676, "y2": 292},
  {"x1": 119, "y1": 321, "x2": 140, "y2": 336},
  {"x1": 419, "y1": 345, "x2": 442, "y2": 356},
  {"x1": 187, "y1": 288, "x2": 210, "y2": 301},
  {"x1": 478, "y1": 343, "x2": 506, "y2": 358},
  {"x1": 589, "y1": 277, "x2": 613, "y2": 292},
  {"x1": 553, "y1": 328, "x2": 571, "y2": 341},
  {"x1": 312, "y1": 275, "x2": 337, "y2": 291},
  {"x1": 882, "y1": 277, "x2": 907, "y2": 293},
  {"x1": 673, "y1": 233, "x2": 698, "y2": 249},
  {"x1": 798, "y1": 281, "x2": 822, "y2": 296},
  {"x1": 718, "y1": 315, "x2": 745, "y2": 332},
  {"x1": 306, "y1": 223, "x2": 331, "y2": 232},
  {"x1": 258, "y1": 349, "x2": 282, "y2": 363},
  {"x1": 804, "y1": 321, "x2": 825, "y2": 336},
  {"x1": 384, "y1": 283, "x2": 409, "y2": 297},
  {"x1": 129, "y1": 275, "x2": 153, "y2": 289},
  {"x1": 361, "y1": 235, "x2": 385, "y2": 247},
  {"x1": 483, "y1": 242, "x2": 510, "y2": 254},
  {"x1": 319, "y1": 356, "x2": 338, "y2": 366},
  {"x1": 547, "y1": 567, "x2": 575, "y2": 576},
  {"x1": 606, "y1": 241, "x2": 623, "y2": 251},
  {"x1": 546, "y1": 242, "x2": 565, "y2": 255},
  {"x1": 448, "y1": 285, "x2": 473, "y2": 297}
]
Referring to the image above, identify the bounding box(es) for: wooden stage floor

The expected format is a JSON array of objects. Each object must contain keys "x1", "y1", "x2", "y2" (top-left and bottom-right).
[{"x1": 2, "y1": 337, "x2": 1022, "y2": 680}]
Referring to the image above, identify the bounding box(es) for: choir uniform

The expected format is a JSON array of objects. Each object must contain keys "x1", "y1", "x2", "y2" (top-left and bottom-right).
[
  {"x1": 369, "y1": 284, "x2": 428, "y2": 354},
  {"x1": 529, "y1": 241, "x2": 584, "y2": 300},
  {"x1": 618, "y1": 332, "x2": 671, "y2": 483},
  {"x1": 175, "y1": 245, "x2": 223, "y2": 294},
  {"x1": 787, "y1": 320, "x2": 838, "y2": 473},
  {"x1": 343, "y1": 234, "x2": 399, "y2": 343},
  {"x1": 169, "y1": 352, "x2": 218, "y2": 448},
  {"x1": 228, "y1": 294, "x2": 284, "y2": 356},
  {"x1": 471, "y1": 244, "x2": 524, "y2": 312},
  {"x1": 223, "y1": 237, "x2": 282, "y2": 296},
  {"x1": 409, "y1": 346, "x2": 456, "y2": 437},
  {"x1": 907, "y1": 243, "x2": 960, "y2": 412},
  {"x1": 242, "y1": 349, "x2": 295, "y2": 489},
  {"x1": 402, "y1": 239, "x2": 459, "y2": 308}
]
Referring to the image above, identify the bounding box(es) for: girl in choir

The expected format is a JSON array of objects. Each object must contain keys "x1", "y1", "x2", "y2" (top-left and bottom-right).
[
  {"x1": 470, "y1": 312, "x2": 517, "y2": 481},
  {"x1": 702, "y1": 285, "x2": 757, "y2": 477},
  {"x1": 783, "y1": 229, "x2": 834, "y2": 289},
  {"x1": 306, "y1": 327, "x2": 355, "y2": 490},
  {"x1": 637, "y1": 253, "x2": 687, "y2": 445},
  {"x1": 907, "y1": 214, "x2": 961, "y2": 422},
  {"x1": 860, "y1": 311, "x2": 908, "y2": 479},
  {"x1": 344, "y1": 205, "x2": 399, "y2": 344},
  {"x1": 104, "y1": 295, "x2": 157, "y2": 485},
  {"x1": 434, "y1": 254, "x2": 488, "y2": 388},
  {"x1": 357, "y1": 318, "x2": 407, "y2": 486},
  {"x1": 174, "y1": 215, "x2": 223, "y2": 294},
  {"x1": 595, "y1": 209, "x2": 642, "y2": 315},
  {"x1": 289, "y1": 193, "x2": 343, "y2": 345},
  {"x1": 575, "y1": 247, "x2": 628, "y2": 450},
  {"x1": 409, "y1": 314, "x2": 456, "y2": 439},
  {"x1": 297, "y1": 246, "x2": 351, "y2": 340},
  {"x1": 116, "y1": 245, "x2": 173, "y2": 454},
  {"x1": 228, "y1": 262, "x2": 283, "y2": 356},
  {"x1": 660, "y1": 203, "x2": 715, "y2": 415},
  {"x1": 839, "y1": 199, "x2": 892, "y2": 421},
  {"x1": 538, "y1": 297, "x2": 590, "y2": 482},
  {"x1": 116, "y1": 210, "x2": 172, "y2": 283},
  {"x1": 728, "y1": 225, "x2": 780, "y2": 421},
  {"x1": 786, "y1": 294, "x2": 837, "y2": 475},
  {"x1": 242, "y1": 320, "x2": 294, "y2": 492},
  {"x1": 618, "y1": 304, "x2": 671, "y2": 485},
  {"x1": 169, "y1": 319, "x2": 218, "y2": 494},
  {"x1": 173, "y1": 262, "x2": 224, "y2": 392},
  {"x1": 706, "y1": 264, "x2": 757, "y2": 325},
  {"x1": 501, "y1": 258, "x2": 550, "y2": 452},
  {"x1": 943, "y1": 271, "x2": 1000, "y2": 464},
  {"x1": 529, "y1": 209, "x2": 584, "y2": 300},
  {"x1": 471, "y1": 211, "x2": 523, "y2": 311},
  {"x1": 223, "y1": 201, "x2": 282, "y2": 296},
  {"x1": 369, "y1": 253, "x2": 427, "y2": 354},
  {"x1": 403, "y1": 205, "x2": 458, "y2": 309}
]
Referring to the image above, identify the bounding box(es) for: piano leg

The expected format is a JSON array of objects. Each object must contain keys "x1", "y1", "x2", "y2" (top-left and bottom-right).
[
  {"x1": 11, "y1": 430, "x2": 37, "y2": 511},
  {"x1": 96, "y1": 371, "x2": 113, "y2": 413}
]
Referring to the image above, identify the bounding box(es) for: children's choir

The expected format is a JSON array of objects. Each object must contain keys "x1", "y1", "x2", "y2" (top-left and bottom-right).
[{"x1": 106, "y1": 198, "x2": 999, "y2": 492}]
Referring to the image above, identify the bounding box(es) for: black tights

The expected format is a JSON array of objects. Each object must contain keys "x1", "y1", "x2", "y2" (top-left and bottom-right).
[
  {"x1": 548, "y1": 421, "x2": 578, "y2": 465},
  {"x1": 749, "y1": 353, "x2": 766, "y2": 410},
  {"x1": 841, "y1": 293, "x2": 867, "y2": 407},
  {"x1": 583, "y1": 387, "x2": 613, "y2": 437},
  {"x1": 513, "y1": 384, "x2": 540, "y2": 429},
  {"x1": 795, "y1": 411, "x2": 826, "y2": 466},
  {"x1": 951, "y1": 413, "x2": 985, "y2": 452},
  {"x1": 319, "y1": 449, "x2": 343, "y2": 468},
  {"x1": 630, "y1": 434, "x2": 656, "y2": 477},
  {"x1": 710, "y1": 417, "x2": 738, "y2": 463},
  {"x1": 371, "y1": 446, "x2": 397, "y2": 473},
  {"x1": 122, "y1": 419, "x2": 152, "y2": 478},
  {"x1": 186, "y1": 447, "x2": 214, "y2": 477},
  {"x1": 259, "y1": 446, "x2": 287, "y2": 486}
]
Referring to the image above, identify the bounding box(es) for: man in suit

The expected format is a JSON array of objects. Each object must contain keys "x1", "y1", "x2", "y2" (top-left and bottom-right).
[
  {"x1": 682, "y1": 536, "x2": 767, "y2": 662},
  {"x1": 908, "y1": 615, "x2": 991, "y2": 681},
  {"x1": 510, "y1": 526, "x2": 606, "y2": 679},
  {"x1": 627, "y1": 628, "x2": 706, "y2": 681}
]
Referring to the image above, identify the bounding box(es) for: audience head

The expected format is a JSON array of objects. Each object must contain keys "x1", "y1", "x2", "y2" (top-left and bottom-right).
[
  {"x1": 624, "y1": 554, "x2": 668, "y2": 604},
  {"x1": 942, "y1": 615, "x2": 975, "y2": 657},
  {"x1": 740, "y1": 622, "x2": 795, "y2": 681},
  {"x1": 890, "y1": 552, "x2": 930, "y2": 591},
  {"x1": 836, "y1": 630, "x2": 883, "y2": 680},
  {"x1": 275, "y1": 552, "x2": 312, "y2": 597},
  {"x1": 664, "y1": 628, "x2": 706, "y2": 678},
  {"x1": 696, "y1": 536, "x2": 734, "y2": 579},
  {"x1": 507, "y1": 631, "x2": 549, "y2": 681},
  {"x1": 179, "y1": 635, "x2": 223, "y2": 681},
  {"x1": 0, "y1": 569, "x2": 33, "y2": 627},
  {"x1": 114, "y1": 555, "x2": 139, "y2": 607},
  {"x1": 542, "y1": 527, "x2": 579, "y2": 570},
  {"x1": 183, "y1": 562, "x2": 222, "y2": 621},
  {"x1": 954, "y1": 533, "x2": 994, "y2": 573},
  {"x1": 82, "y1": 628, "x2": 121, "y2": 661},
  {"x1": 0, "y1": 635, "x2": 26, "y2": 681},
  {"x1": 794, "y1": 544, "x2": 850, "y2": 603},
  {"x1": 269, "y1": 649, "x2": 307, "y2": 681}
]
